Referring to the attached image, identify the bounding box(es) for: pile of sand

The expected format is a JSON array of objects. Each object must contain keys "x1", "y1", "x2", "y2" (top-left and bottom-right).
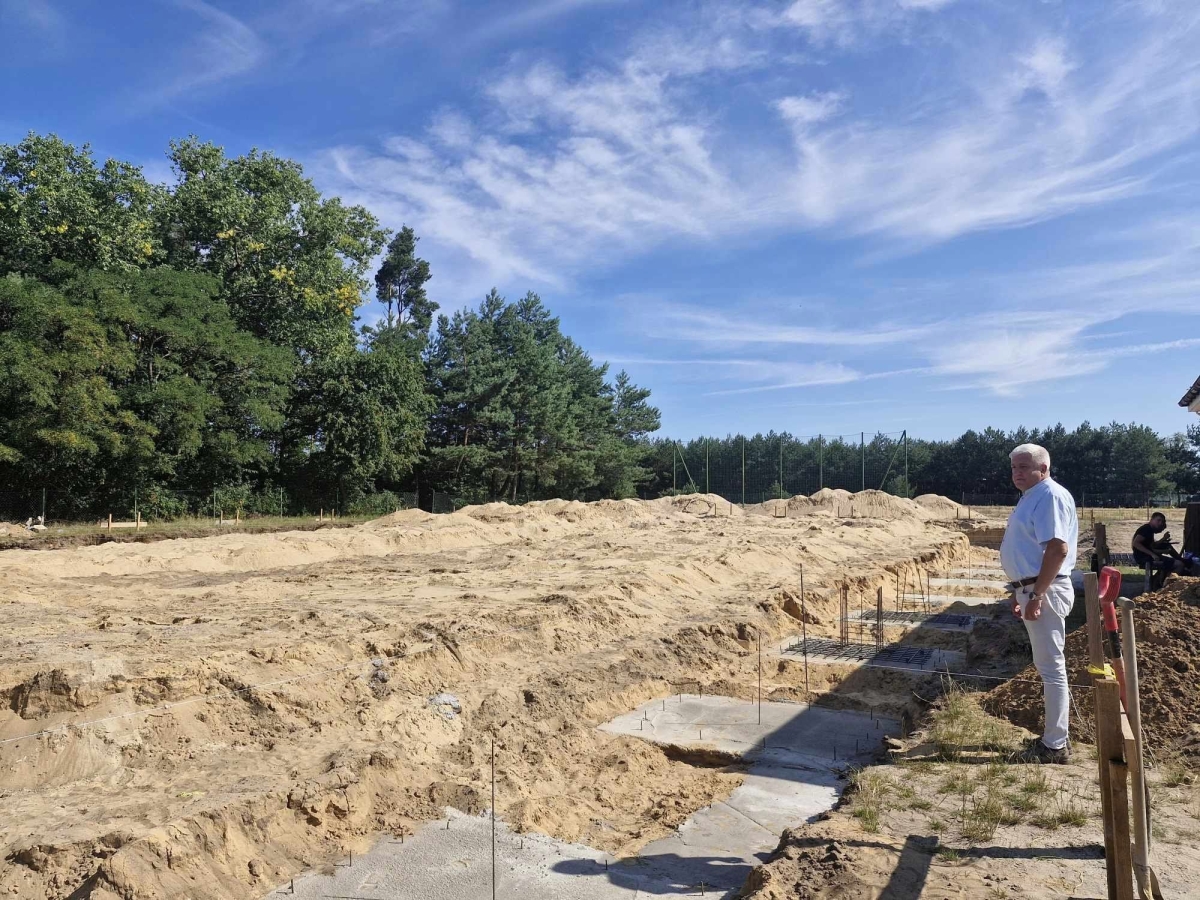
[
  {"x1": 746, "y1": 489, "x2": 960, "y2": 521},
  {"x1": 984, "y1": 578, "x2": 1200, "y2": 756},
  {"x1": 914, "y1": 494, "x2": 963, "y2": 519}
]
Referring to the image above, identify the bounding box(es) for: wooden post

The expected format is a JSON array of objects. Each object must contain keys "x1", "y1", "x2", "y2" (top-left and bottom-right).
[
  {"x1": 136, "y1": 510, "x2": 142, "y2": 530},
  {"x1": 1095, "y1": 522, "x2": 1110, "y2": 569},
  {"x1": 1098, "y1": 680, "x2": 1135, "y2": 900},
  {"x1": 1086, "y1": 573, "x2": 1134, "y2": 900},
  {"x1": 1119, "y1": 599, "x2": 1154, "y2": 898},
  {"x1": 107, "y1": 513, "x2": 112, "y2": 530}
]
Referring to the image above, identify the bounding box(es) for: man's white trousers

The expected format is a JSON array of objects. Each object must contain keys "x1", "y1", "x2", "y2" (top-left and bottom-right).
[{"x1": 1017, "y1": 581, "x2": 1073, "y2": 750}]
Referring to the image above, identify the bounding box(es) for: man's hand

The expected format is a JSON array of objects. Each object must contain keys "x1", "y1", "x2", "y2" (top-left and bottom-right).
[
  {"x1": 1011, "y1": 596, "x2": 1022, "y2": 619},
  {"x1": 1024, "y1": 592, "x2": 1043, "y2": 621}
]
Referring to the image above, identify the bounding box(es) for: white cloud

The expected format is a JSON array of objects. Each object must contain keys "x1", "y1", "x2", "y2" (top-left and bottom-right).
[
  {"x1": 777, "y1": 0, "x2": 958, "y2": 45},
  {"x1": 315, "y1": 1, "x2": 1200, "y2": 320},
  {"x1": 649, "y1": 304, "x2": 937, "y2": 347},
  {"x1": 776, "y1": 91, "x2": 846, "y2": 127},
  {"x1": 130, "y1": 0, "x2": 265, "y2": 110},
  {"x1": 0, "y1": 0, "x2": 64, "y2": 32},
  {"x1": 468, "y1": 0, "x2": 631, "y2": 44}
]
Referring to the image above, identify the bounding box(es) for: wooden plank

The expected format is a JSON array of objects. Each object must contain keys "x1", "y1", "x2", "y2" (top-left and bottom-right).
[
  {"x1": 1107, "y1": 759, "x2": 1136, "y2": 900},
  {"x1": 1121, "y1": 713, "x2": 1136, "y2": 764},
  {"x1": 1098, "y1": 679, "x2": 1134, "y2": 900},
  {"x1": 1119, "y1": 598, "x2": 1155, "y2": 896}
]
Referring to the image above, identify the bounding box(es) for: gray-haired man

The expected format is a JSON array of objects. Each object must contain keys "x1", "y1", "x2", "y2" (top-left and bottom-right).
[{"x1": 999, "y1": 443, "x2": 1077, "y2": 764}]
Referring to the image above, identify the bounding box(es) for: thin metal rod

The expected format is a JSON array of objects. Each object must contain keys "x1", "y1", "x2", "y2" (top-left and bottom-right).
[
  {"x1": 757, "y1": 631, "x2": 762, "y2": 725},
  {"x1": 800, "y1": 565, "x2": 809, "y2": 699},
  {"x1": 491, "y1": 735, "x2": 497, "y2": 900}
]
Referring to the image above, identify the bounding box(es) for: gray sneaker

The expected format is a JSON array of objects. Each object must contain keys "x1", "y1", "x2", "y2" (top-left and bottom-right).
[{"x1": 1013, "y1": 739, "x2": 1071, "y2": 764}]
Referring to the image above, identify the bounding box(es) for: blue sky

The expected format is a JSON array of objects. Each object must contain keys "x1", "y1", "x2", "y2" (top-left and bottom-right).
[{"x1": 3, "y1": 0, "x2": 1200, "y2": 440}]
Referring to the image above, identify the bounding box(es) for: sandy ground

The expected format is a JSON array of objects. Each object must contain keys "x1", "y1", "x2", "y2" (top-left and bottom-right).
[
  {"x1": 0, "y1": 493, "x2": 968, "y2": 900},
  {"x1": 741, "y1": 692, "x2": 1200, "y2": 900}
]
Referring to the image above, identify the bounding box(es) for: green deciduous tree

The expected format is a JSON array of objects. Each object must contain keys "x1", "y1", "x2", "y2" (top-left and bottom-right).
[
  {"x1": 0, "y1": 133, "x2": 162, "y2": 276},
  {"x1": 159, "y1": 137, "x2": 387, "y2": 357}
]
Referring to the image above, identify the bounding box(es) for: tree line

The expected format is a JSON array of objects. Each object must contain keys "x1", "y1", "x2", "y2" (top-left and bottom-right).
[
  {"x1": 647, "y1": 422, "x2": 1200, "y2": 506},
  {"x1": 3, "y1": 133, "x2": 1196, "y2": 522},
  {"x1": 0, "y1": 133, "x2": 659, "y2": 520}
]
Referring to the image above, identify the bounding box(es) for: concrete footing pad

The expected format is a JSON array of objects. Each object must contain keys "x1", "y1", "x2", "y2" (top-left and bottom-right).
[
  {"x1": 903, "y1": 593, "x2": 1004, "y2": 607},
  {"x1": 265, "y1": 698, "x2": 894, "y2": 900}
]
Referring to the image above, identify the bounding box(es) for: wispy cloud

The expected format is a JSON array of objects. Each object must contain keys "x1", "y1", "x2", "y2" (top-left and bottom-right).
[
  {"x1": 317, "y1": 1, "x2": 1200, "y2": 296},
  {"x1": 468, "y1": 0, "x2": 631, "y2": 44},
  {"x1": 129, "y1": 0, "x2": 265, "y2": 112},
  {"x1": 0, "y1": 0, "x2": 64, "y2": 32},
  {"x1": 650, "y1": 305, "x2": 937, "y2": 347},
  {"x1": 774, "y1": 0, "x2": 959, "y2": 47}
]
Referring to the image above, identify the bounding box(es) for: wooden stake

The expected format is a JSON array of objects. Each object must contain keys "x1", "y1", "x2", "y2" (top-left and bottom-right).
[
  {"x1": 1098, "y1": 679, "x2": 1135, "y2": 900},
  {"x1": 1119, "y1": 599, "x2": 1157, "y2": 898}
]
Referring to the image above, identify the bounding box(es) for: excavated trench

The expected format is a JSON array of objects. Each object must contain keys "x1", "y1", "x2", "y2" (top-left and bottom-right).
[{"x1": 0, "y1": 499, "x2": 991, "y2": 900}]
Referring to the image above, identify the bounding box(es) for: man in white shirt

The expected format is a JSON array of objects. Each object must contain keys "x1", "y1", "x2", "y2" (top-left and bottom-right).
[{"x1": 999, "y1": 443, "x2": 1078, "y2": 764}]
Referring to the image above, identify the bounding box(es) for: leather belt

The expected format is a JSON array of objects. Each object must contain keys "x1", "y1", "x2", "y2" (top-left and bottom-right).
[{"x1": 1005, "y1": 574, "x2": 1069, "y2": 591}]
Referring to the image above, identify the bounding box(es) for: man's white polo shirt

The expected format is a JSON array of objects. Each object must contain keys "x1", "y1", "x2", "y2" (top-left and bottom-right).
[{"x1": 999, "y1": 477, "x2": 1078, "y2": 581}]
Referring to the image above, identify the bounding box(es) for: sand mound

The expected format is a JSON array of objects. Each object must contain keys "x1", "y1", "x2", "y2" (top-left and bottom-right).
[
  {"x1": 651, "y1": 493, "x2": 743, "y2": 517},
  {"x1": 367, "y1": 508, "x2": 436, "y2": 527},
  {"x1": 914, "y1": 494, "x2": 963, "y2": 518},
  {"x1": 984, "y1": 578, "x2": 1200, "y2": 756}
]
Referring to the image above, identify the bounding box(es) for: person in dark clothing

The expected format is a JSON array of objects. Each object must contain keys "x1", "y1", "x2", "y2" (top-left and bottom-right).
[{"x1": 1132, "y1": 512, "x2": 1179, "y2": 589}]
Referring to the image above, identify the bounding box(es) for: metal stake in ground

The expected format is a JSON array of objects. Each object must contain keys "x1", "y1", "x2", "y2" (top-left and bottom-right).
[
  {"x1": 491, "y1": 735, "x2": 497, "y2": 900},
  {"x1": 757, "y1": 630, "x2": 762, "y2": 725},
  {"x1": 800, "y1": 564, "x2": 809, "y2": 700}
]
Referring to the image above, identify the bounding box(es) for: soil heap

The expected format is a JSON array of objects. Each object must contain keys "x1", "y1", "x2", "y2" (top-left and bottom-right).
[{"x1": 984, "y1": 578, "x2": 1200, "y2": 757}]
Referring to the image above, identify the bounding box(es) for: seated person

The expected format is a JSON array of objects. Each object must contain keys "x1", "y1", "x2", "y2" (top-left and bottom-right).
[{"x1": 1132, "y1": 512, "x2": 1179, "y2": 589}]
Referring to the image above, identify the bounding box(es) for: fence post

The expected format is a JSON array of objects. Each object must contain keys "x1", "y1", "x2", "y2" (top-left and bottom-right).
[
  {"x1": 741, "y1": 435, "x2": 745, "y2": 507},
  {"x1": 818, "y1": 434, "x2": 823, "y2": 489},
  {"x1": 279, "y1": 488, "x2": 284, "y2": 518},
  {"x1": 903, "y1": 431, "x2": 908, "y2": 494},
  {"x1": 779, "y1": 435, "x2": 784, "y2": 500},
  {"x1": 673, "y1": 442, "x2": 677, "y2": 494},
  {"x1": 41, "y1": 487, "x2": 46, "y2": 524},
  {"x1": 705, "y1": 437, "x2": 710, "y2": 495},
  {"x1": 860, "y1": 432, "x2": 865, "y2": 492}
]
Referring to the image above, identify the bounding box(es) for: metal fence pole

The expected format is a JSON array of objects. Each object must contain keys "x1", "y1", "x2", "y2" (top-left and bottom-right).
[
  {"x1": 41, "y1": 488, "x2": 46, "y2": 523},
  {"x1": 819, "y1": 434, "x2": 824, "y2": 489},
  {"x1": 705, "y1": 437, "x2": 710, "y2": 495},
  {"x1": 741, "y1": 435, "x2": 745, "y2": 506},
  {"x1": 779, "y1": 435, "x2": 784, "y2": 500},
  {"x1": 861, "y1": 432, "x2": 865, "y2": 492},
  {"x1": 673, "y1": 442, "x2": 677, "y2": 493},
  {"x1": 903, "y1": 430, "x2": 908, "y2": 493}
]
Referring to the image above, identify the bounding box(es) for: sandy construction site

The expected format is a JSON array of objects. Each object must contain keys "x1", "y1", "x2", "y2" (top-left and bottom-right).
[{"x1": 3, "y1": 490, "x2": 1197, "y2": 899}]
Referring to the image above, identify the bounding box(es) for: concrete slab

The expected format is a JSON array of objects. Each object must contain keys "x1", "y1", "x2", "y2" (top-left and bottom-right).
[
  {"x1": 849, "y1": 609, "x2": 983, "y2": 632},
  {"x1": 267, "y1": 698, "x2": 895, "y2": 899},
  {"x1": 779, "y1": 638, "x2": 966, "y2": 672},
  {"x1": 903, "y1": 593, "x2": 1004, "y2": 607}
]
